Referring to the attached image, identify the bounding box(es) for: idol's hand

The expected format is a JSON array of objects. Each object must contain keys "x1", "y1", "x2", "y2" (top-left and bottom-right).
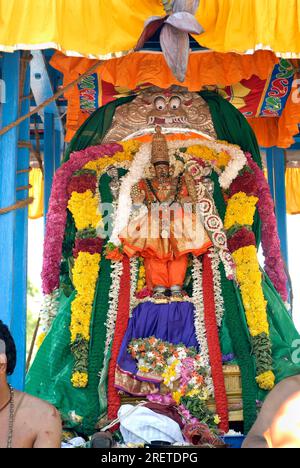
[{"x1": 131, "y1": 188, "x2": 146, "y2": 205}]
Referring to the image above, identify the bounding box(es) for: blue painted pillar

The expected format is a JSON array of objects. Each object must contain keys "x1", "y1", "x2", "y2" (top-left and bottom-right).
[
  {"x1": 10, "y1": 55, "x2": 31, "y2": 390},
  {"x1": 273, "y1": 147, "x2": 289, "y2": 267},
  {"x1": 55, "y1": 129, "x2": 62, "y2": 171},
  {"x1": 266, "y1": 148, "x2": 275, "y2": 201},
  {"x1": 44, "y1": 112, "x2": 55, "y2": 218},
  {"x1": 0, "y1": 52, "x2": 20, "y2": 328}
]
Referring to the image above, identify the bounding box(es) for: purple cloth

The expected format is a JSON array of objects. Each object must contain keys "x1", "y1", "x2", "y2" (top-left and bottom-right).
[{"x1": 117, "y1": 301, "x2": 199, "y2": 382}]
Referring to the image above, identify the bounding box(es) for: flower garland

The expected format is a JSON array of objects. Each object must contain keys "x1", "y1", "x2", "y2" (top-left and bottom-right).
[
  {"x1": 209, "y1": 249, "x2": 225, "y2": 328},
  {"x1": 172, "y1": 138, "x2": 247, "y2": 190},
  {"x1": 42, "y1": 143, "x2": 122, "y2": 296},
  {"x1": 108, "y1": 138, "x2": 248, "y2": 249},
  {"x1": 129, "y1": 257, "x2": 139, "y2": 316},
  {"x1": 102, "y1": 261, "x2": 124, "y2": 367},
  {"x1": 225, "y1": 184, "x2": 275, "y2": 391},
  {"x1": 224, "y1": 192, "x2": 259, "y2": 231},
  {"x1": 245, "y1": 154, "x2": 289, "y2": 303},
  {"x1": 40, "y1": 141, "x2": 140, "y2": 352},
  {"x1": 42, "y1": 141, "x2": 140, "y2": 296},
  {"x1": 202, "y1": 252, "x2": 229, "y2": 433},
  {"x1": 67, "y1": 168, "x2": 103, "y2": 387},
  {"x1": 192, "y1": 256, "x2": 214, "y2": 395},
  {"x1": 108, "y1": 257, "x2": 131, "y2": 420},
  {"x1": 109, "y1": 142, "x2": 152, "y2": 246},
  {"x1": 194, "y1": 178, "x2": 235, "y2": 280},
  {"x1": 37, "y1": 289, "x2": 60, "y2": 347}
]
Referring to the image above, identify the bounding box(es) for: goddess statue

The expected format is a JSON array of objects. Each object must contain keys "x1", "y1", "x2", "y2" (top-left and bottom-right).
[{"x1": 119, "y1": 126, "x2": 212, "y2": 302}]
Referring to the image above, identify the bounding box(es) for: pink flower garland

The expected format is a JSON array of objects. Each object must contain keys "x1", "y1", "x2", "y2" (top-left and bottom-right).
[
  {"x1": 245, "y1": 153, "x2": 288, "y2": 302},
  {"x1": 42, "y1": 143, "x2": 123, "y2": 295}
]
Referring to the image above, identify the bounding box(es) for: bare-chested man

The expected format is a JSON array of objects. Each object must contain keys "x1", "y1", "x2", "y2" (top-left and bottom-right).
[
  {"x1": 0, "y1": 320, "x2": 62, "y2": 448},
  {"x1": 243, "y1": 375, "x2": 300, "y2": 449}
]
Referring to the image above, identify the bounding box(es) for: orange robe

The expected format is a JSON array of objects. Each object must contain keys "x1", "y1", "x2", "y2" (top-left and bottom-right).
[{"x1": 120, "y1": 177, "x2": 212, "y2": 289}]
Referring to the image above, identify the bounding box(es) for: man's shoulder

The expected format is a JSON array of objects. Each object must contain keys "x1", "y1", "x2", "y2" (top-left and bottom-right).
[{"x1": 17, "y1": 392, "x2": 60, "y2": 419}]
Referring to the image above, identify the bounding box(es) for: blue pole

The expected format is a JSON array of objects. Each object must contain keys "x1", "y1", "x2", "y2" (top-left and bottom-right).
[
  {"x1": 44, "y1": 112, "x2": 55, "y2": 218},
  {"x1": 10, "y1": 55, "x2": 31, "y2": 390},
  {"x1": 55, "y1": 129, "x2": 62, "y2": 171},
  {"x1": 0, "y1": 52, "x2": 20, "y2": 329},
  {"x1": 266, "y1": 148, "x2": 275, "y2": 201},
  {"x1": 273, "y1": 147, "x2": 289, "y2": 267}
]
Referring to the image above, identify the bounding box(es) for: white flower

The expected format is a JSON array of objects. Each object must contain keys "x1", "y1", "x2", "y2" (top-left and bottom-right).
[{"x1": 177, "y1": 350, "x2": 187, "y2": 360}]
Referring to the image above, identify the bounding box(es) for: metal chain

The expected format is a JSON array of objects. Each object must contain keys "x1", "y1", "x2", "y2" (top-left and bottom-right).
[{"x1": 6, "y1": 386, "x2": 15, "y2": 449}]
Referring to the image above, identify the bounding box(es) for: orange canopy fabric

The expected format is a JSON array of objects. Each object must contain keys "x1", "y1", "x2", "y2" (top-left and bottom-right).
[
  {"x1": 50, "y1": 50, "x2": 300, "y2": 148},
  {"x1": 51, "y1": 50, "x2": 280, "y2": 142},
  {"x1": 248, "y1": 79, "x2": 300, "y2": 149},
  {"x1": 1, "y1": 0, "x2": 300, "y2": 58}
]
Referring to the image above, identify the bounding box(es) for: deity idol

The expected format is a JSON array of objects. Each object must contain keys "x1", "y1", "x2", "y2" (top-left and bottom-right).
[
  {"x1": 26, "y1": 86, "x2": 300, "y2": 438},
  {"x1": 119, "y1": 126, "x2": 212, "y2": 302}
]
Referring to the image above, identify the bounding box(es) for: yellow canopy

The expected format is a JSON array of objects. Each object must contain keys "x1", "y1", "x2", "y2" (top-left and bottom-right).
[{"x1": 0, "y1": 0, "x2": 300, "y2": 58}]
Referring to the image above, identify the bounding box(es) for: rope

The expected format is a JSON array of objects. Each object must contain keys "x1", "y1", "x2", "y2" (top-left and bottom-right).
[
  {"x1": 0, "y1": 197, "x2": 33, "y2": 215},
  {"x1": 16, "y1": 184, "x2": 32, "y2": 192},
  {"x1": 17, "y1": 168, "x2": 32, "y2": 174},
  {"x1": 0, "y1": 60, "x2": 103, "y2": 139}
]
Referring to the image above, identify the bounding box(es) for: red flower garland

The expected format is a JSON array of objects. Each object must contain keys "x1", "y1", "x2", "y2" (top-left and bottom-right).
[
  {"x1": 73, "y1": 238, "x2": 104, "y2": 259},
  {"x1": 67, "y1": 173, "x2": 98, "y2": 196},
  {"x1": 202, "y1": 253, "x2": 229, "y2": 433},
  {"x1": 227, "y1": 228, "x2": 256, "y2": 253},
  {"x1": 229, "y1": 170, "x2": 258, "y2": 197},
  {"x1": 108, "y1": 257, "x2": 131, "y2": 420},
  {"x1": 245, "y1": 153, "x2": 288, "y2": 302}
]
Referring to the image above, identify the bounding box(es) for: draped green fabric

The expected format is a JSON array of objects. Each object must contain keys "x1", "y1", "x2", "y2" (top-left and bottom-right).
[
  {"x1": 26, "y1": 90, "x2": 300, "y2": 436},
  {"x1": 199, "y1": 91, "x2": 263, "y2": 169},
  {"x1": 63, "y1": 96, "x2": 136, "y2": 163}
]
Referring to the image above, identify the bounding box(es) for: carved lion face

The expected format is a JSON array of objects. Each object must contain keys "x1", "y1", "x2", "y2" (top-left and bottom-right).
[{"x1": 102, "y1": 86, "x2": 217, "y2": 143}]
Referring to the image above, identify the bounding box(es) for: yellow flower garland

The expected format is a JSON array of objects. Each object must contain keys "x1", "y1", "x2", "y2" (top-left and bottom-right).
[
  {"x1": 70, "y1": 252, "x2": 101, "y2": 343},
  {"x1": 186, "y1": 145, "x2": 231, "y2": 169},
  {"x1": 232, "y1": 246, "x2": 269, "y2": 337},
  {"x1": 84, "y1": 140, "x2": 141, "y2": 174},
  {"x1": 68, "y1": 190, "x2": 101, "y2": 231},
  {"x1": 67, "y1": 141, "x2": 141, "y2": 388},
  {"x1": 71, "y1": 372, "x2": 89, "y2": 389},
  {"x1": 226, "y1": 191, "x2": 275, "y2": 390},
  {"x1": 136, "y1": 258, "x2": 146, "y2": 293},
  {"x1": 224, "y1": 192, "x2": 259, "y2": 230}
]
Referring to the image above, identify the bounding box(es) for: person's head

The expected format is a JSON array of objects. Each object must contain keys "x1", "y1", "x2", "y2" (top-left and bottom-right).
[
  {"x1": 154, "y1": 162, "x2": 170, "y2": 180},
  {"x1": 0, "y1": 321, "x2": 16, "y2": 382}
]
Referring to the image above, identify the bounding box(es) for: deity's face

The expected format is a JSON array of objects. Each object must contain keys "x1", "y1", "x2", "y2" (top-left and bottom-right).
[{"x1": 155, "y1": 163, "x2": 170, "y2": 180}]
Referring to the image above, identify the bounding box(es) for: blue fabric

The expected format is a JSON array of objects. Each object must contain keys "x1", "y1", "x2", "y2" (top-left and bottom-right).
[{"x1": 117, "y1": 301, "x2": 199, "y2": 378}]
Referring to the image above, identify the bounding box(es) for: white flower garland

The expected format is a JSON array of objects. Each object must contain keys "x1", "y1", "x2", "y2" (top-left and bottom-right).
[
  {"x1": 109, "y1": 142, "x2": 152, "y2": 245},
  {"x1": 209, "y1": 248, "x2": 225, "y2": 329},
  {"x1": 39, "y1": 289, "x2": 60, "y2": 336},
  {"x1": 103, "y1": 261, "x2": 124, "y2": 363},
  {"x1": 192, "y1": 256, "x2": 214, "y2": 396},
  {"x1": 129, "y1": 257, "x2": 139, "y2": 317},
  {"x1": 167, "y1": 138, "x2": 248, "y2": 190},
  {"x1": 194, "y1": 179, "x2": 236, "y2": 281},
  {"x1": 109, "y1": 138, "x2": 247, "y2": 246}
]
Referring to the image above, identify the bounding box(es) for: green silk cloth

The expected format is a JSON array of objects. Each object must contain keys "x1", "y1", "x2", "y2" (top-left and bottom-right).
[{"x1": 26, "y1": 91, "x2": 300, "y2": 435}]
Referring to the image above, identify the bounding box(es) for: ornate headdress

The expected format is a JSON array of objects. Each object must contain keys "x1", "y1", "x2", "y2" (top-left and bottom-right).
[{"x1": 151, "y1": 126, "x2": 170, "y2": 166}]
